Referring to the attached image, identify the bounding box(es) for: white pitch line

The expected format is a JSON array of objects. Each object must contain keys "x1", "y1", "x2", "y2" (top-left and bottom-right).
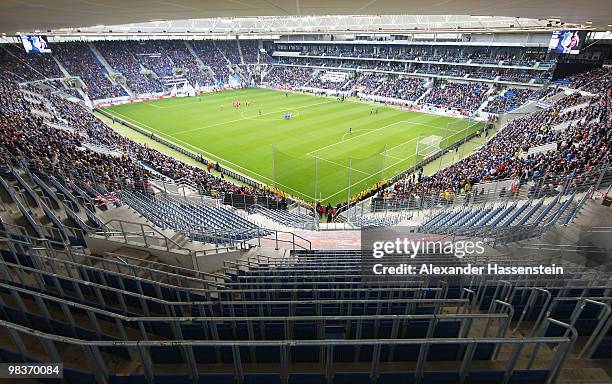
[
  {"x1": 384, "y1": 154, "x2": 407, "y2": 161},
  {"x1": 172, "y1": 99, "x2": 335, "y2": 136},
  {"x1": 143, "y1": 100, "x2": 207, "y2": 109},
  {"x1": 309, "y1": 155, "x2": 371, "y2": 176},
  {"x1": 104, "y1": 109, "x2": 317, "y2": 201},
  {"x1": 323, "y1": 153, "x2": 418, "y2": 202},
  {"x1": 380, "y1": 136, "x2": 420, "y2": 154},
  {"x1": 306, "y1": 119, "x2": 442, "y2": 157}
]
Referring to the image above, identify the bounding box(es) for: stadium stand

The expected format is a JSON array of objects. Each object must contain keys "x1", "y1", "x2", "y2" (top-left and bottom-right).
[
  {"x1": 424, "y1": 82, "x2": 490, "y2": 113},
  {"x1": 373, "y1": 84, "x2": 611, "y2": 210},
  {"x1": 483, "y1": 88, "x2": 536, "y2": 114},
  {"x1": 52, "y1": 42, "x2": 127, "y2": 100},
  {"x1": 0, "y1": 9, "x2": 611, "y2": 383},
  {"x1": 95, "y1": 41, "x2": 165, "y2": 94}
]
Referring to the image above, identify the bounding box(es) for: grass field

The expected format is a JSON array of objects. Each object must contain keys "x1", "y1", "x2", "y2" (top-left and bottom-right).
[{"x1": 104, "y1": 88, "x2": 482, "y2": 204}]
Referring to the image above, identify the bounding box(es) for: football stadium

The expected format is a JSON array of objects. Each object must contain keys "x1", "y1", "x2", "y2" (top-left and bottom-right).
[{"x1": 0, "y1": 1, "x2": 611, "y2": 384}]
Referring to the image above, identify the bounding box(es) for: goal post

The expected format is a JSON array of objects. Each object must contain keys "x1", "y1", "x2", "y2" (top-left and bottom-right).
[
  {"x1": 439, "y1": 119, "x2": 483, "y2": 149},
  {"x1": 416, "y1": 135, "x2": 443, "y2": 162}
]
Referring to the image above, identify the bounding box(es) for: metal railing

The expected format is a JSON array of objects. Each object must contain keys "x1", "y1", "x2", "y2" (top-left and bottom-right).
[
  {"x1": 0, "y1": 317, "x2": 575, "y2": 384},
  {"x1": 372, "y1": 163, "x2": 611, "y2": 213}
]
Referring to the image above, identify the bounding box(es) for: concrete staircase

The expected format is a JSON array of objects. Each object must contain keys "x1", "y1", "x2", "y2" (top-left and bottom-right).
[
  {"x1": 88, "y1": 42, "x2": 134, "y2": 98},
  {"x1": 236, "y1": 40, "x2": 245, "y2": 65},
  {"x1": 88, "y1": 43, "x2": 114, "y2": 74},
  {"x1": 415, "y1": 87, "x2": 432, "y2": 104},
  {"x1": 51, "y1": 54, "x2": 91, "y2": 104},
  {"x1": 184, "y1": 41, "x2": 217, "y2": 85},
  {"x1": 477, "y1": 86, "x2": 501, "y2": 113}
]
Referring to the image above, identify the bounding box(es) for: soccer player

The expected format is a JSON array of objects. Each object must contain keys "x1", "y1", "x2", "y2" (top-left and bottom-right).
[{"x1": 349, "y1": 127, "x2": 352, "y2": 135}]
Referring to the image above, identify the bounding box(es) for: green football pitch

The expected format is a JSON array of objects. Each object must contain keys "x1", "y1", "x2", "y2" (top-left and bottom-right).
[{"x1": 104, "y1": 88, "x2": 482, "y2": 204}]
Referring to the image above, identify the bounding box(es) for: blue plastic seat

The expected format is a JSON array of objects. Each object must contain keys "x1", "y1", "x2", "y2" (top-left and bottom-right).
[
  {"x1": 155, "y1": 374, "x2": 193, "y2": 384},
  {"x1": 510, "y1": 370, "x2": 549, "y2": 384},
  {"x1": 289, "y1": 373, "x2": 325, "y2": 384},
  {"x1": 245, "y1": 373, "x2": 281, "y2": 384},
  {"x1": 378, "y1": 372, "x2": 416, "y2": 384},
  {"x1": 333, "y1": 372, "x2": 370, "y2": 384},
  {"x1": 466, "y1": 370, "x2": 505, "y2": 384},
  {"x1": 109, "y1": 374, "x2": 146, "y2": 384},
  {"x1": 198, "y1": 373, "x2": 235, "y2": 384}
]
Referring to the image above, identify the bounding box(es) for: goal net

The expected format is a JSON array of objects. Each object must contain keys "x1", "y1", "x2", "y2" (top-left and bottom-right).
[{"x1": 416, "y1": 135, "x2": 443, "y2": 161}]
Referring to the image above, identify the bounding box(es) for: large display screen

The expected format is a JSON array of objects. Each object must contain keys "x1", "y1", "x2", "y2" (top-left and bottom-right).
[
  {"x1": 547, "y1": 30, "x2": 587, "y2": 54},
  {"x1": 20, "y1": 35, "x2": 52, "y2": 53}
]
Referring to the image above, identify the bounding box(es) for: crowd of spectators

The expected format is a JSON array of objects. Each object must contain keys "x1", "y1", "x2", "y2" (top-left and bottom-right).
[
  {"x1": 215, "y1": 41, "x2": 242, "y2": 64},
  {"x1": 0, "y1": 50, "x2": 278, "y2": 200},
  {"x1": 306, "y1": 72, "x2": 353, "y2": 91},
  {"x1": 287, "y1": 44, "x2": 549, "y2": 67},
  {"x1": 95, "y1": 41, "x2": 164, "y2": 94},
  {"x1": 134, "y1": 47, "x2": 174, "y2": 78},
  {"x1": 152, "y1": 40, "x2": 215, "y2": 87},
  {"x1": 424, "y1": 82, "x2": 489, "y2": 112},
  {"x1": 276, "y1": 55, "x2": 553, "y2": 83},
  {"x1": 264, "y1": 66, "x2": 312, "y2": 88},
  {"x1": 564, "y1": 67, "x2": 612, "y2": 95},
  {"x1": 52, "y1": 42, "x2": 126, "y2": 100},
  {"x1": 0, "y1": 44, "x2": 63, "y2": 81},
  {"x1": 370, "y1": 76, "x2": 427, "y2": 101},
  {"x1": 190, "y1": 41, "x2": 232, "y2": 85},
  {"x1": 240, "y1": 41, "x2": 267, "y2": 64},
  {"x1": 382, "y1": 89, "x2": 610, "y2": 202},
  {"x1": 483, "y1": 87, "x2": 535, "y2": 114},
  {"x1": 353, "y1": 73, "x2": 388, "y2": 93},
  {"x1": 0, "y1": 80, "x2": 148, "y2": 192}
]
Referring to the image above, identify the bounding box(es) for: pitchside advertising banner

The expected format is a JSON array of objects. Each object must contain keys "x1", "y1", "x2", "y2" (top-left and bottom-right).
[{"x1": 360, "y1": 227, "x2": 567, "y2": 278}]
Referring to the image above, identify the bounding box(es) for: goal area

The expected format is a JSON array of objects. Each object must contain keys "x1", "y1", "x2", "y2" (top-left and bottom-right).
[{"x1": 416, "y1": 135, "x2": 443, "y2": 160}]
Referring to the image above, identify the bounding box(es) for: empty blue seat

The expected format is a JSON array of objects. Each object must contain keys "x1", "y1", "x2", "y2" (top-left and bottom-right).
[
  {"x1": 289, "y1": 373, "x2": 325, "y2": 384},
  {"x1": 392, "y1": 344, "x2": 420, "y2": 361},
  {"x1": 423, "y1": 371, "x2": 460, "y2": 384},
  {"x1": 333, "y1": 372, "x2": 370, "y2": 384},
  {"x1": 466, "y1": 370, "x2": 505, "y2": 384},
  {"x1": 592, "y1": 338, "x2": 612, "y2": 358},
  {"x1": 291, "y1": 345, "x2": 320, "y2": 363},
  {"x1": 109, "y1": 374, "x2": 146, "y2": 384},
  {"x1": 245, "y1": 373, "x2": 281, "y2": 384},
  {"x1": 510, "y1": 370, "x2": 549, "y2": 384},
  {"x1": 149, "y1": 346, "x2": 184, "y2": 364},
  {"x1": 155, "y1": 374, "x2": 193, "y2": 384},
  {"x1": 378, "y1": 372, "x2": 416, "y2": 384},
  {"x1": 255, "y1": 346, "x2": 280, "y2": 363},
  {"x1": 428, "y1": 344, "x2": 460, "y2": 361},
  {"x1": 198, "y1": 373, "x2": 235, "y2": 384}
]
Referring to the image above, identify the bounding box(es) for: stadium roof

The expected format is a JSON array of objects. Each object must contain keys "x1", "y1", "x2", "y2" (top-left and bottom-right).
[{"x1": 0, "y1": 0, "x2": 610, "y2": 36}]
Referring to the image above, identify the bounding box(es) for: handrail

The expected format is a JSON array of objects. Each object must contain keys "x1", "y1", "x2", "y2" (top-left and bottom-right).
[
  {"x1": 0, "y1": 281, "x2": 507, "y2": 324},
  {"x1": 0, "y1": 318, "x2": 570, "y2": 347}
]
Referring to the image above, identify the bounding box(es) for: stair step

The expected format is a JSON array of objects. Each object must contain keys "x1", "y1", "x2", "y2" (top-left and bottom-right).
[{"x1": 558, "y1": 367, "x2": 610, "y2": 383}]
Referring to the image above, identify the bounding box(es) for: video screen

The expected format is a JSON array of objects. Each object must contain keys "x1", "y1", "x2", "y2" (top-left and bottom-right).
[
  {"x1": 547, "y1": 30, "x2": 587, "y2": 54},
  {"x1": 20, "y1": 35, "x2": 52, "y2": 53}
]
